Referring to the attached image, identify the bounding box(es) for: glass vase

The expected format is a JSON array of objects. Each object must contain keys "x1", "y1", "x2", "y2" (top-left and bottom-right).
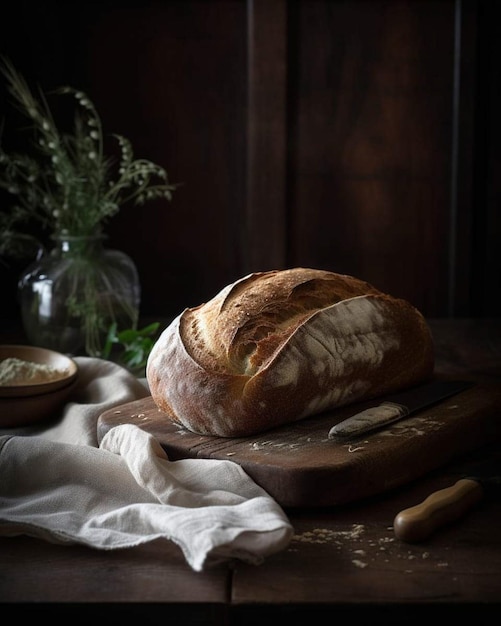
[{"x1": 18, "y1": 235, "x2": 140, "y2": 357}]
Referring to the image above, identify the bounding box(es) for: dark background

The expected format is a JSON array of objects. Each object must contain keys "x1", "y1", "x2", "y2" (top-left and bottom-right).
[{"x1": 1, "y1": 0, "x2": 500, "y2": 324}]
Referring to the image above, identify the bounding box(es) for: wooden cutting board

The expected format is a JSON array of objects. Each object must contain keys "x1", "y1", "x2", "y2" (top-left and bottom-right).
[{"x1": 97, "y1": 381, "x2": 501, "y2": 508}]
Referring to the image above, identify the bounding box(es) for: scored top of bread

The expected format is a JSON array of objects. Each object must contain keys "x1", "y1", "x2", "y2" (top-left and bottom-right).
[{"x1": 147, "y1": 268, "x2": 435, "y2": 437}]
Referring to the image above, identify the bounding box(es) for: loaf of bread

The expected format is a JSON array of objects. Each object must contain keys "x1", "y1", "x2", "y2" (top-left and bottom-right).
[{"x1": 146, "y1": 268, "x2": 434, "y2": 437}]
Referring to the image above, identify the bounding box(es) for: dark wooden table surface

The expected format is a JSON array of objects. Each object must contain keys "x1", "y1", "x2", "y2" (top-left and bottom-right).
[{"x1": 1, "y1": 318, "x2": 500, "y2": 623}]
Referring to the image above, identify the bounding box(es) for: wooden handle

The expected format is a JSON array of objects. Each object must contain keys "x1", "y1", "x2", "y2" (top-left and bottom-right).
[
  {"x1": 328, "y1": 402, "x2": 407, "y2": 438},
  {"x1": 393, "y1": 478, "x2": 484, "y2": 543}
]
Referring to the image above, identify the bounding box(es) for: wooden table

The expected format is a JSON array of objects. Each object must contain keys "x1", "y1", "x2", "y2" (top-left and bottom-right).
[{"x1": 1, "y1": 318, "x2": 501, "y2": 622}]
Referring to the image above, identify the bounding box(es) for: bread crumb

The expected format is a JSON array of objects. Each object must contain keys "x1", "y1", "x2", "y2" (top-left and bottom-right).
[
  {"x1": 291, "y1": 524, "x2": 366, "y2": 544},
  {"x1": 289, "y1": 524, "x2": 448, "y2": 570}
]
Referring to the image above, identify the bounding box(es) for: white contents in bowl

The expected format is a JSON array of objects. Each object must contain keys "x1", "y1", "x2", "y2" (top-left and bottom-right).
[{"x1": 0, "y1": 357, "x2": 69, "y2": 385}]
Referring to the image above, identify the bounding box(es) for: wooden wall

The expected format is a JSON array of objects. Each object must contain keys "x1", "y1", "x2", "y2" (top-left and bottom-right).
[{"x1": 1, "y1": 0, "x2": 500, "y2": 324}]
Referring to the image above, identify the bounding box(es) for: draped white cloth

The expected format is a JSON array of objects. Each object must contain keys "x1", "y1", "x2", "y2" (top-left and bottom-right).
[{"x1": 0, "y1": 357, "x2": 293, "y2": 571}]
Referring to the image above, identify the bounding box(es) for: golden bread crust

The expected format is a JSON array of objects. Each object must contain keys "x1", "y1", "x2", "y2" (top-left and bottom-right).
[{"x1": 146, "y1": 268, "x2": 434, "y2": 437}]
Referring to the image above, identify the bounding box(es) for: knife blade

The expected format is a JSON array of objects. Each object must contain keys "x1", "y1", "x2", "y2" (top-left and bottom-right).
[
  {"x1": 393, "y1": 458, "x2": 501, "y2": 543},
  {"x1": 328, "y1": 379, "x2": 473, "y2": 439}
]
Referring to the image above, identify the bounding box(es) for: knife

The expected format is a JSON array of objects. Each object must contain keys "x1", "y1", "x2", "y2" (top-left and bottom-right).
[
  {"x1": 393, "y1": 459, "x2": 501, "y2": 542},
  {"x1": 328, "y1": 379, "x2": 473, "y2": 439}
]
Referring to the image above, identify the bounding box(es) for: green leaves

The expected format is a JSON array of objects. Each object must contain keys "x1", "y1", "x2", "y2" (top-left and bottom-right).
[
  {"x1": 0, "y1": 59, "x2": 176, "y2": 369},
  {"x1": 102, "y1": 321, "x2": 160, "y2": 373},
  {"x1": 0, "y1": 57, "x2": 178, "y2": 260}
]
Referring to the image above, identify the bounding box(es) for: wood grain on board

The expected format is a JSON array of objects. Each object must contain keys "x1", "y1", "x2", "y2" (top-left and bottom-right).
[{"x1": 97, "y1": 381, "x2": 501, "y2": 508}]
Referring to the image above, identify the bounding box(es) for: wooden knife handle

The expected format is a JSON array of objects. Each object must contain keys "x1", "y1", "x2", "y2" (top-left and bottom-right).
[
  {"x1": 328, "y1": 402, "x2": 408, "y2": 438},
  {"x1": 393, "y1": 478, "x2": 484, "y2": 543}
]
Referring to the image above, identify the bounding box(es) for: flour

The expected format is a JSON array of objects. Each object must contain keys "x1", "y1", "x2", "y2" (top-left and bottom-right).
[
  {"x1": 289, "y1": 525, "x2": 445, "y2": 571},
  {"x1": 0, "y1": 357, "x2": 68, "y2": 385}
]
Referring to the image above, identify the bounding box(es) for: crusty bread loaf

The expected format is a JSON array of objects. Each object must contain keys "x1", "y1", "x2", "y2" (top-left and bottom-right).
[{"x1": 146, "y1": 268, "x2": 434, "y2": 437}]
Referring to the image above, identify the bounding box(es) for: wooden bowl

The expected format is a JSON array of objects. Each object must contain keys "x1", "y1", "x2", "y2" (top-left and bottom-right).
[{"x1": 0, "y1": 345, "x2": 79, "y2": 427}]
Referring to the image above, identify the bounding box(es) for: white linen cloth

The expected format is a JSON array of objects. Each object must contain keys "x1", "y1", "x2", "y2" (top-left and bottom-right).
[{"x1": 0, "y1": 357, "x2": 293, "y2": 572}]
